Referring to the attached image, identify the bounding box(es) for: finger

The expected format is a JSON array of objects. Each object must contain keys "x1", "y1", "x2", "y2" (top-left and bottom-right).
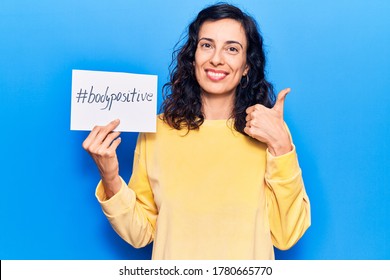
[
  {"x1": 82, "y1": 125, "x2": 102, "y2": 150},
  {"x1": 107, "y1": 137, "x2": 122, "y2": 153},
  {"x1": 96, "y1": 136, "x2": 122, "y2": 158},
  {"x1": 245, "y1": 104, "x2": 259, "y2": 114},
  {"x1": 246, "y1": 119, "x2": 257, "y2": 129},
  {"x1": 106, "y1": 119, "x2": 121, "y2": 131},
  {"x1": 83, "y1": 119, "x2": 121, "y2": 153},
  {"x1": 100, "y1": 131, "x2": 121, "y2": 150},
  {"x1": 244, "y1": 126, "x2": 255, "y2": 138},
  {"x1": 273, "y1": 88, "x2": 291, "y2": 113},
  {"x1": 246, "y1": 104, "x2": 266, "y2": 116},
  {"x1": 99, "y1": 119, "x2": 121, "y2": 136},
  {"x1": 246, "y1": 111, "x2": 256, "y2": 121},
  {"x1": 246, "y1": 105, "x2": 266, "y2": 121},
  {"x1": 93, "y1": 119, "x2": 121, "y2": 146}
]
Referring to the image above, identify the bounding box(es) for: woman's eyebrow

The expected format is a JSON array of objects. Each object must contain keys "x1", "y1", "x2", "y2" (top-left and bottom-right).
[
  {"x1": 198, "y1": 37, "x2": 214, "y2": 43},
  {"x1": 226, "y1": 40, "x2": 243, "y2": 49},
  {"x1": 198, "y1": 37, "x2": 243, "y2": 49}
]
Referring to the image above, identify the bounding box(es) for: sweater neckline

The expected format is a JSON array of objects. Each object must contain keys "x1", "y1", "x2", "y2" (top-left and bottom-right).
[{"x1": 202, "y1": 118, "x2": 234, "y2": 127}]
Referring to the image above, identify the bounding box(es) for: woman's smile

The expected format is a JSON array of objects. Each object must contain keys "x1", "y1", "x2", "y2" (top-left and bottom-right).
[{"x1": 206, "y1": 69, "x2": 229, "y2": 81}]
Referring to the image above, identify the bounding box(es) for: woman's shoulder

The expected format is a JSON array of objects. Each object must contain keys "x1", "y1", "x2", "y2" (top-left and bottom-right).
[
  {"x1": 156, "y1": 113, "x2": 169, "y2": 129},
  {"x1": 145, "y1": 113, "x2": 175, "y2": 135}
]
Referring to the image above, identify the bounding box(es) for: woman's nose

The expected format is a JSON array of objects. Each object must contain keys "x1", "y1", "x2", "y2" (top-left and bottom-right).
[{"x1": 209, "y1": 49, "x2": 224, "y2": 66}]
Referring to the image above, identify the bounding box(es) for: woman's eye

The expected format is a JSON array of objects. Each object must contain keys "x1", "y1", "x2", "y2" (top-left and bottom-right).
[
  {"x1": 201, "y1": 43, "x2": 212, "y2": 48},
  {"x1": 227, "y1": 46, "x2": 239, "y2": 53}
]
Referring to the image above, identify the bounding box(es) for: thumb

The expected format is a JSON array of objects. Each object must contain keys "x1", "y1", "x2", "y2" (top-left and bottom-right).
[{"x1": 273, "y1": 88, "x2": 291, "y2": 113}]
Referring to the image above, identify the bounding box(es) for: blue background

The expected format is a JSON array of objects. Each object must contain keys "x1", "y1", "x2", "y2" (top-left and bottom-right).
[{"x1": 0, "y1": 0, "x2": 389, "y2": 260}]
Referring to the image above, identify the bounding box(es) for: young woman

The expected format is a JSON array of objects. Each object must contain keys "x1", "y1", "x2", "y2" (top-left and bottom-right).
[{"x1": 82, "y1": 3, "x2": 310, "y2": 260}]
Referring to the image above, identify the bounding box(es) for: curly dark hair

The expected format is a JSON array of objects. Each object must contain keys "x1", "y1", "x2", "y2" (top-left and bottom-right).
[{"x1": 161, "y1": 2, "x2": 275, "y2": 134}]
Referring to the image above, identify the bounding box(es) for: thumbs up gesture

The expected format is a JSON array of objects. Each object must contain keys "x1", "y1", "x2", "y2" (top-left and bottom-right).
[{"x1": 244, "y1": 88, "x2": 293, "y2": 156}]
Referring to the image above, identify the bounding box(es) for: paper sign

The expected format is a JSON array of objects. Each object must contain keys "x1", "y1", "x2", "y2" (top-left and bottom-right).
[{"x1": 70, "y1": 69, "x2": 157, "y2": 132}]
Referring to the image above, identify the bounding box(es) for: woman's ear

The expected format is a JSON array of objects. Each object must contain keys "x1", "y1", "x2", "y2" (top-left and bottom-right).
[{"x1": 243, "y1": 64, "x2": 249, "y2": 76}]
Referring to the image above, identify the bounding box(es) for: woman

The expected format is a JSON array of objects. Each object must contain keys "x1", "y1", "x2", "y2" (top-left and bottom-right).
[{"x1": 83, "y1": 3, "x2": 310, "y2": 260}]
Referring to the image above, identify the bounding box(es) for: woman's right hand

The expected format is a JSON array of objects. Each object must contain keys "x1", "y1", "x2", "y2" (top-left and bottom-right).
[{"x1": 82, "y1": 119, "x2": 122, "y2": 199}]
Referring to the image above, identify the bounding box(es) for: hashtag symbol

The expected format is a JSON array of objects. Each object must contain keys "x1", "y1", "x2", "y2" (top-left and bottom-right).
[{"x1": 76, "y1": 88, "x2": 88, "y2": 103}]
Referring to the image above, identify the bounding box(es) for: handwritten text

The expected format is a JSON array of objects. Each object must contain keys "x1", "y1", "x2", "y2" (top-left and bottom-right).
[{"x1": 76, "y1": 86, "x2": 154, "y2": 111}]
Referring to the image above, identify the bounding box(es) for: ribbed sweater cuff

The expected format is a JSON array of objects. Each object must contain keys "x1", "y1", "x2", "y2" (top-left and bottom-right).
[
  {"x1": 95, "y1": 178, "x2": 135, "y2": 217},
  {"x1": 266, "y1": 144, "x2": 301, "y2": 181}
]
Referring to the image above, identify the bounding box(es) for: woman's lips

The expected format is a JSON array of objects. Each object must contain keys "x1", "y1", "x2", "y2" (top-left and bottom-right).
[{"x1": 206, "y1": 69, "x2": 228, "y2": 81}]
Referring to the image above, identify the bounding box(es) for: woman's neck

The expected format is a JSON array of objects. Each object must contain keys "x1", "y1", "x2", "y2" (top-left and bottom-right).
[{"x1": 201, "y1": 91, "x2": 235, "y2": 120}]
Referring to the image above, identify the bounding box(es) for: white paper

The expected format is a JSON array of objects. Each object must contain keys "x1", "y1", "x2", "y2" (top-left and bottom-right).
[{"x1": 70, "y1": 69, "x2": 157, "y2": 132}]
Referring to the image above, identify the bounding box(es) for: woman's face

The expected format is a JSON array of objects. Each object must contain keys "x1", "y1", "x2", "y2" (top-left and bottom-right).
[{"x1": 194, "y1": 18, "x2": 249, "y2": 98}]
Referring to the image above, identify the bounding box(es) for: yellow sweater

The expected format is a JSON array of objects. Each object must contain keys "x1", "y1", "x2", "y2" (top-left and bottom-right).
[{"x1": 96, "y1": 116, "x2": 310, "y2": 260}]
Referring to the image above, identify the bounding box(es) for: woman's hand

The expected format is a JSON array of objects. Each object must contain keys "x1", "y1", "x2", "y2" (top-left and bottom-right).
[
  {"x1": 244, "y1": 88, "x2": 293, "y2": 156},
  {"x1": 82, "y1": 119, "x2": 122, "y2": 199}
]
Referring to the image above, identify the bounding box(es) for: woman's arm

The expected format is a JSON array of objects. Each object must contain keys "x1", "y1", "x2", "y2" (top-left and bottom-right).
[
  {"x1": 264, "y1": 146, "x2": 311, "y2": 250},
  {"x1": 244, "y1": 89, "x2": 311, "y2": 249},
  {"x1": 82, "y1": 119, "x2": 122, "y2": 198},
  {"x1": 96, "y1": 133, "x2": 158, "y2": 248},
  {"x1": 83, "y1": 121, "x2": 157, "y2": 248}
]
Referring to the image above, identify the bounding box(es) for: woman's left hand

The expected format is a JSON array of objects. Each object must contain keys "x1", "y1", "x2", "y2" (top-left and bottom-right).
[{"x1": 244, "y1": 88, "x2": 293, "y2": 156}]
